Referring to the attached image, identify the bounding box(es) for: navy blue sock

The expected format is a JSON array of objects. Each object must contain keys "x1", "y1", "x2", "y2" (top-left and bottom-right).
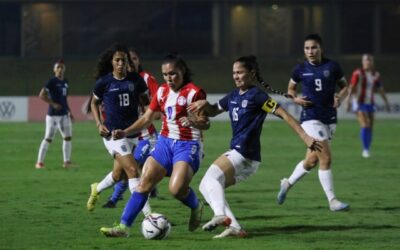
[
  {"x1": 360, "y1": 127, "x2": 368, "y2": 150},
  {"x1": 110, "y1": 181, "x2": 128, "y2": 203},
  {"x1": 179, "y1": 187, "x2": 199, "y2": 210},
  {"x1": 366, "y1": 128, "x2": 372, "y2": 150},
  {"x1": 121, "y1": 192, "x2": 148, "y2": 227}
]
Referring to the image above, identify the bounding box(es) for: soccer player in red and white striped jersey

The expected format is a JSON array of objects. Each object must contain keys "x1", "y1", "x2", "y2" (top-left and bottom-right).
[{"x1": 347, "y1": 54, "x2": 391, "y2": 158}]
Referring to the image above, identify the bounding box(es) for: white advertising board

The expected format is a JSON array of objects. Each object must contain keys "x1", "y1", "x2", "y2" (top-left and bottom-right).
[{"x1": 0, "y1": 97, "x2": 28, "y2": 122}]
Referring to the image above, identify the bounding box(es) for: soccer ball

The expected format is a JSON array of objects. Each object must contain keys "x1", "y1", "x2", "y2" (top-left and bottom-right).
[{"x1": 141, "y1": 213, "x2": 171, "y2": 240}]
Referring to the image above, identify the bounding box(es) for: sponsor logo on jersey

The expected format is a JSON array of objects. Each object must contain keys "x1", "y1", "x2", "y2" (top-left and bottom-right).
[
  {"x1": 230, "y1": 101, "x2": 237, "y2": 104},
  {"x1": 109, "y1": 88, "x2": 119, "y2": 91},
  {"x1": 177, "y1": 96, "x2": 187, "y2": 106},
  {"x1": 303, "y1": 73, "x2": 314, "y2": 76},
  {"x1": 323, "y1": 70, "x2": 330, "y2": 77},
  {"x1": 241, "y1": 100, "x2": 248, "y2": 108}
]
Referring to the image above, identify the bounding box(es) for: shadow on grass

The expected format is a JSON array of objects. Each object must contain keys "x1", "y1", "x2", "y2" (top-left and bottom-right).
[{"x1": 247, "y1": 224, "x2": 399, "y2": 238}]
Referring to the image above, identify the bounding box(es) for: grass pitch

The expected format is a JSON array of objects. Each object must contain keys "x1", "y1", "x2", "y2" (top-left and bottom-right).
[{"x1": 0, "y1": 120, "x2": 399, "y2": 249}]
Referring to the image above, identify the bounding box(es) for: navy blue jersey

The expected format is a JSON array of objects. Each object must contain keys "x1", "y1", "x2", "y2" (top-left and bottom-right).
[
  {"x1": 291, "y1": 58, "x2": 344, "y2": 124},
  {"x1": 45, "y1": 77, "x2": 69, "y2": 116},
  {"x1": 93, "y1": 72, "x2": 147, "y2": 134},
  {"x1": 219, "y1": 85, "x2": 272, "y2": 161}
]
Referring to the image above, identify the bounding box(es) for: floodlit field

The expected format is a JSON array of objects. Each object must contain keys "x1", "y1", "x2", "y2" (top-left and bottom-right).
[{"x1": 0, "y1": 120, "x2": 399, "y2": 249}]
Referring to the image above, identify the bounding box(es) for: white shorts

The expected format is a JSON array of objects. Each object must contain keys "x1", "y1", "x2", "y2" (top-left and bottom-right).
[
  {"x1": 301, "y1": 120, "x2": 336, "y2": 142},
  {"x1": 224, "y1": 149, "x2": 260, "y2": 183},
  {"x1": 45, "y1": 115, "x2": 72, "y2": 139},
  {"x1": 103, "y1": 137, "x2": 138, "y2": 157}
]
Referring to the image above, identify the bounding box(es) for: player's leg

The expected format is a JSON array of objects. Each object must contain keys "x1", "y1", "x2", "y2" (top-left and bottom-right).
[
  {"x1": 366, "y1": 111, "x2": 374, "y2": 154},
  {"x1": 170, "y1": 140, "x2": 203, "y2": 232},
  {"x1": 100, "y1": 156, "x2": 166, "y2": 237},
  {"x1": 134, "y1": 138, "x2": 158, "y2": 198},
  {"x1": 103, "y1": 180, "x2": 128, "y2": 208},
  {"x1": 59, "y1": 115, "x2": 74, "y2": 167},
  {"x1": 357, "y1": 110, "x2": 371, "y2": 157},
  {"x1": 36, "y1": 115, "x2": 57, "y2": 168}
]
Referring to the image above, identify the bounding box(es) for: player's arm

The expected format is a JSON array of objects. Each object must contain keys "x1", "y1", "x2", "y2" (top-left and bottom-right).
[
  {"x1": 274, "y1": 105, "x2": 322, "y2": 152},
  {"x1": 288, "y1": 79, "x2": 313, "y2": 107},
  {"x1": 188, "y1": 100, "x2": 224, "y2": 117},
  {"x1": 378, "y1": 87, "x2": 391, "y2": 112},
  {"x1": 90, "y1": 94, "x2": 109, "y2": 137},
  {"x1": 39, "y1": 88, "x2": 62, "y2": 110},
  {"x1": 334, "y1": 77, "x2": 349, "y2": 108},
  {"x1": 180, "y1": 110, "x2": 210, "y2": 130},
  {"x1": 113, "y1": 108, "x2": 159, "y2": 139}
]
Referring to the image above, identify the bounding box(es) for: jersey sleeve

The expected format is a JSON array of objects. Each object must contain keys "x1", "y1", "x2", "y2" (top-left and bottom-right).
[
  {"x1": 147, "y1": 74, "x2": 159, "y2": 99},
  {"x1": 350, "y1": 69, "x2": 360, "y2": 87},
  {"x1": 218, "y1": 92, "x2": 231, "y2": 111},
  {"x1": 134, "y1": 73, "x2": 148, "y2": 95},
  {"x1": 333, "y1": 61, "x2": 345, "y2": 80},
  {"x1": 149, "y1": 87, "x2": 161, "y2": 112},
  {"x1": 44, "y1": 79, "x2": 53, "y2": 93},
  {"x1": 255, "y1": 91, "x2": 280, "y2": 114},
  {"x1": 290, "y1": 65, "x2": 302, "y2": 83},
  {"x1": 93, "y1": 78, "x2": 105, "y2": 101},
  {"x1": 192, "y1": 88, "x2": 206, "y2": 102}
]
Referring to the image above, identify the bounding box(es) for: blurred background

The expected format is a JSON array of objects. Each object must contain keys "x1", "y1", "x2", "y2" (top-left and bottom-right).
[{"x1": 0, "y1": 0, "x2": 399, "y2": 120}]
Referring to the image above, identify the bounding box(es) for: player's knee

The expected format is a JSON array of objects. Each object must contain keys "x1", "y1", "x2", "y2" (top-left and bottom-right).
[
  {"x1": 199, "y1": 164, "x2": 225, "y2": 195},
  {"x1": 64, "y1": 136, "x2": 72, "y2": 141},
  {"x1": 304, "y1": 158, "x2": 318, "y2": 170}
]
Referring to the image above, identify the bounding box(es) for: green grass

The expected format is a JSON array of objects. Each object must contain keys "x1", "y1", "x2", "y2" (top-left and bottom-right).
[{"x1": 0, "y1": 120, "x2": 399, "y2": 249}]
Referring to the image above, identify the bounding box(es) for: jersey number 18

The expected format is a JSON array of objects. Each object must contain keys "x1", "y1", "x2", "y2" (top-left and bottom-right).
[{"x1": 118, "y1": 93, "x2": 130, "y2": 106}]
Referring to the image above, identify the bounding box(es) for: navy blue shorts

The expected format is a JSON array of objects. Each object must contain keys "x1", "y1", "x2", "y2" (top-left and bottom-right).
[
  {"x1": 358, "y1": 104, "x2": 375, "y2": 113},
  {"x1": 150, "y1": 135, "x2": 202, "y2": 176}
]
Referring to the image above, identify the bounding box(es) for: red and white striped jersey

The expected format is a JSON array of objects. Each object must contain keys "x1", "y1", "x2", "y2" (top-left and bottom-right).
[
  {"x1": 149, "y1": 82, "x2": 206, "y2": 140},
  {"x1": 138, "y1": 71, "x2": 159, "y2": 140},
  {"x1": 350, "y1": 68, "x2": 382, "y2": 104}
]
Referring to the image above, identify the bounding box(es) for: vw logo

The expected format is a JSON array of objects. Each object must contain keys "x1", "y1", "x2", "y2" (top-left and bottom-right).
[{"x1": 0, "y1": 101, "x2": 16, "y2": 118}]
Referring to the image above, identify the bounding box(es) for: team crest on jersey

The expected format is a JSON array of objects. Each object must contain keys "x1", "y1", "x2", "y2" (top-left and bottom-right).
[
  {"x1": 128, "y1": 84, "x2": 135, "y2": 92},
  {"x1": 323, "y1": 70, "x2": 330, "y2": 78},
  {"x1": 177, "y1": 96, "x2": 187, "y2": 106},
  {"x1": 241, "y1": 100, "x2": 248, "y2": 108}
]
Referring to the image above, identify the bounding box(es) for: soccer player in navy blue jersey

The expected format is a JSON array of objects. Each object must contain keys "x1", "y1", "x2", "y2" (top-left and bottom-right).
[
  {"x1": 35, "y1": 60, "x2": 75, "y2": 169},
  {"x1": 277, "y1": 34, "x2": 350, "y2": 212},
  {"x1": 86, "y1": 44, "x2": 151, "y2": 216},
  {"x1": 189, "y1": 55, "x2": 322, "y2": 238}
]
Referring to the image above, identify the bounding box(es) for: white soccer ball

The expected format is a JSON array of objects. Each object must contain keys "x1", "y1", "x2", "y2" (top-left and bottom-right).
[{"x1": 141, "y1": 213, "x2": 171, "y2": 240}]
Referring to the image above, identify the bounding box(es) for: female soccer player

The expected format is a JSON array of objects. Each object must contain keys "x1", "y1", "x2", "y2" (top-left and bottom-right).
[
  {"x1": 277, "y1": 34, "x2": 350, "y2": 212},
  {"x1": 100, "y1": 53, "x2": 209, "y2": 237},
  {"x1": 346, "y1": 54, "x2": 391, "y2": 158},
  {"x1": 102, "y1": 48, "x2": 160, "y2": 208},
  {"x1": 188, "y1": 55, "x2": 321, "y2": 238},
  {"x1": 35, "y1": 60, "x2": 75, "y2": 169},
  {"x1": 86, "y1": 44, "x2": 151, "y2": 216}
]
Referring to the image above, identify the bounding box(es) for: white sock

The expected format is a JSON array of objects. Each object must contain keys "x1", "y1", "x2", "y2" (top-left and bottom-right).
[
  {"x1": 97, "y1": 172, "x2": 115, "y2": 193},
  {"x1": 199, "y1": 164, "x2": 226, "y2": 216},
  {"x1": 37, "y1": 140, "x2": 49, "y2": 163},
  {"x1": 318, "y1": 169, "x2": 336, "y2": 201},
  {"x1": 63, "y1": 140, "x2": 71, "y2": 162},
  {"x1": 288, "y1": 160, "x2": 310, "y2": 185},
  {"x1": 129, "y1": 178, "x2": 152, "y2": 216},
  {"x1": 223, "y1": 199, "x2": 241, "y2": 230}
]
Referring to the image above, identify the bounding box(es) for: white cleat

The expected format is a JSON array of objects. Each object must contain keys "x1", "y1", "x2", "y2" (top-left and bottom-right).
[
  {"x1": 202, "y1": 215, "x2": 231, "y2": 232},
  {"x1": 213, "y1": 226, "x2": 247, "y2": 239},
  {"x1": 329, "y1": 198, "x2": 350, "y2": 212},
  {"x1": 277, "y1": 178, "x2": 291, "y2": 205},
  {"x1": 362, "y1": 150, "x2": 370, "y2": 158}
]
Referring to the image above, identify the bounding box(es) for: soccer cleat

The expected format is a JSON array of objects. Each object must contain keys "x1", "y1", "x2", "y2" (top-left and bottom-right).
[
  {"x1": 329, "y1": 198, "x2": 350, "y2": 212},
  {"x1": 362, "y1": 150, "x2": 370, "y2": 158},
  {"x1": 100, "y1": 224, "x2": 130, "y2": 237},
  {"x1": 202, "y1": 215, "x2": 232, "y2": 232},
  {"x1": 87, "y1": 183, "x2": 99, "y2": 211},
  {"x1": 213, "y1": 226, "x2": 247, "y2": 239},
  {"x1": 188, "y1": 201, "x2": 204, "y2": 232},
  {"x1": 102, "y1": 200, "x2": 116, "y2": 208},
  {"x1": 35, "y1": 162, "x2": 44, "y2": 169},
  {"x1": 277, "y1": 178, "x2": 291, "y2": 205},
  {"x1": 63, "y1": 161, "x2": 79, "y2": 168}
]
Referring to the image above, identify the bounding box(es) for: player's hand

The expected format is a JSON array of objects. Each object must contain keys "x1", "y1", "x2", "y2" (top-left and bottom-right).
[
  {"x1": 179, "y1": 116, "x2": 193, "y2": 127},
  {"x1": 112, "y1": 129, "x2": 126, "y2": 140},
  {"x1": 294, "y1": 96, "x2": 313, "y2": 107},
  {"x1": 305, "y1": 136, "x2": 322, "y2": 152},
  {"x1": 188, "y1": 100, "x2": 208, "y2": 113},
  {"x1": 97, "y1": 124, "x2": 110, "y2": 137},
  {"x1": 69, "y1": 112, "x2": 75, "y2": 122},
  {"x1": 333, "y1": 95, "x2": 341, "y2": 108},
  {"x1": 52, "y1": 103, "x2": 62, "y2": 110}
]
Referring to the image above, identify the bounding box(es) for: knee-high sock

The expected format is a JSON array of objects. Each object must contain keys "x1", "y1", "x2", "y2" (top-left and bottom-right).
[
  {"x1": 97, "y1": 172, "x2": 115, "y2": 193},
  {"x1": 223, "y1": 199, "x2": 241, "y2": 230},
  {"x1": 110, "y1": 181, "x2": 128, "y2": 203},
  {"x1": 179, "y1": 187, "x2": 199, "y2": 210},
  {"x1": 128, "y1": 178, "x2": 152, "y2": 216},
  {"x1": 37, "y1": 140, "x2": 49, "y2": 163},
  {"x1": 318, "y1": 169, "x2": 335, "y2": 201},
  {"x1": 63, "y1": 140, "x2": 71, "y2": 162},
  {"x1": 121, "y1": 192, "x2": 148, "y2": 227},
  {"x1": 288, "y1": 161, "x2": 310, "y2": 186},
  {"x1": 366, "y1": 127, "x2": 372, "y2": 150},
  {"x1": 199, "y1": 164, "x2": 226, "y2": 216},
  {"x1": 360, "y1": 127, "x2": 369, "y2": 150}
]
